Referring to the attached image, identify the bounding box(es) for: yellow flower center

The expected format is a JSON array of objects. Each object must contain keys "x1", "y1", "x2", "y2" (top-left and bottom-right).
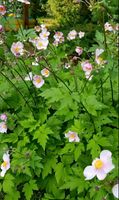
[
  {"x1": 44, "y1": 69, "x2": 49, "y2": 75},
  {"x1": 2, "y1": 161, "x2": 8, "y2": 168},
  {"x1": 36, "y1": 78, "x2": 41, "y2": 84},
  {"x1": 94, "y1": 159, "x2": 103, "y2": 169},
  {"x1": 70, "y1": 133, "x2": 76, "y2": 139},
  {"x1": 14, "y1": 47, "x2": 20, "y2": 53},
  {"x1": 38, "y1": 42, "x2": 43, "y2": 47},
  {"x1": 2, "y1": 124, "x2": 7, "y2": 129},
  {"x1": 0, "y1": 7, "x2": 4, "y2": 12}
]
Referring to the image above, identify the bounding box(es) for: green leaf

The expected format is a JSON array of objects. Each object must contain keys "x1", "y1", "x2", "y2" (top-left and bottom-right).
[
  {"x1": 60, "y1": 176, "x2": 80, "y2": 190},
  {"x1": 74, "y1": 143, "x2": 84, "y2": 161},
  {"x1": 33, "y1": 124, "x2": 53, "y2": 150},
  {"x1": 87, "y1": 139, "x2": 101, "y2": 158},
  {"x1": 4, "y1": 190, "x2": 20, "y2": 200},
  {"x1": 97, "y1": 137, "x2": 111, "y2": 147},
  {"x1": 40, "y1": 87, "x2": 62, "y2": 103},
  {"x1": 55, "y1": 162, "x2": 64, "y2": 183},
  {"x1": 3, "y1": 174, "x2": 15, "y2": 193},
  {"x1": 23, "y1": 180, "x2": 38, "y2": 200},
  {"x1": 42, "y1": 157, "x2": 57, "y2": 179}
]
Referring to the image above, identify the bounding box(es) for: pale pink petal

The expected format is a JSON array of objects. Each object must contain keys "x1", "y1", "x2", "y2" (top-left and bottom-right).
[
  {"x1": 3, "y1": 152, "x2": 10, "y2": 162},
  {"x1": 100, "y1": 150, "x2": 112, "y2": 160},
  {"x1": 75, "y1": 136, "x2": 80, "y2": 142},
  {"x1": 83, "y1": 166, "x2": 96, "y2": 180},
  {"x1": 103, "y1": 159, "x2": 115, "y2": 173},
  {"x1": 0, "y1": 169, "x2": 6, "y2": 177},
  {"x1": 112, "y1": 184, "x2": 119, "y2": 199},
  {"x1": 69, "y1": 137, "x2": 75, "y2": 142},
  {"x1": 65, "y1": 133, "x2": 70, "y2": 138},
  {"x1": 96, "y1": 169, "x2": 107, "y2": 180}
]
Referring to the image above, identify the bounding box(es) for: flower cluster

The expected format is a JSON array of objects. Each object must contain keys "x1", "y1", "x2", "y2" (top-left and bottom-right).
[
  {"x1": 67, "y1": 30, "x2": 85, "y2": 40},
  {"x1": 65, "y1": 132, "x2": 115, "y2": 183},
  {"x1": 53, "y1": 31, "x2": 64, "y2": 46},
  {"x1": 30, "y1": 24, "x2": 49, "y2": 50},
  {"x1": 25, "y1": 67, "x2": 50, "y2": 88}
]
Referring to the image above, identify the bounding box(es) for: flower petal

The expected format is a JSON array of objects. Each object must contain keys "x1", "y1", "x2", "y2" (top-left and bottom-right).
[
  {"x1": 100, "y1": 150, "x2": 112, "y2": 161},
  {"x1": 0, "y1": 169, "x2": 6, "y2": 177},
  {"x1": 3, "y1": 152, "x2": 10, "y2": 162},
  {"x1": 96, "y1": 169, "x2": 107, "y2": 180},
  {"x1": 103, "y1": 159, "x2": 115, "y2": 173},
  {"x1": 83, "y1": 166, "x2": 96, "y2": 180},
  {"x1": 112, "y1": 184, "x2": 119, "y2": 199}
]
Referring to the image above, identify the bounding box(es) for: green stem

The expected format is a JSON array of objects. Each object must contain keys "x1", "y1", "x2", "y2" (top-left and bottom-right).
[
  {"x1": 0, "y1": 94, "x2": 20, "y2": 120},
  {"x1": 109, "y1": 72, "x2": 114, "y2": 106},
  {"x1": 100, "y1": 79, "x2": 104, "y2": 103},
  {"x1": 102, "y1": 11, "x2": 107, "y2": 50},
  {"x1": 96, "y1": 75, "x2": 109, "y2": 94},
  {"x1": 0, "y1": 71, "x2": 35, "y2": 118},
  {"x1": 16, "y1": 63, "x2": 37, "y2": 106},
  {"x1": 42, "y1": 56, "x2": 72, "y2": 93},
  {"x1": 18, "y1": 58, "x2": 38, "y2": 104}
]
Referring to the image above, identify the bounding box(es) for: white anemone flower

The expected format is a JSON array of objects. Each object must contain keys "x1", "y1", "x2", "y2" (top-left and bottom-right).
[
  {"x1": 112, "y1": 184, "x2": 119, "y2": 199},
  {"x1": 11, "y1": 42, "x2": 24, "y2": 57},
  {"x1": 34, "y1": 26, "x2": 41, "y2": 32},
  {"x1": 67, "y1": 30, "x2": 77, "y2": 40},
  {"x1": 24, "y1": 72, "x2": 33, "y2": 81},
  {"x1": 40, "y1": 30, "x2": 50, "y2": 40},
  {"x1": 33, "y1": 75, "x2": 45, "y2": 88},
  {"x1": 65, "y1": 131, "x2": 80, "y2": 142},
  {"x1": 95, "y1": 49, "x2": 106, "y2": 65},
  {"x1": 0, "y1": 152, "x2": 10, "y2": 177},
  {"x1": 75, "y1": 46, "x2": 83, "y2": 56},
  {"x1": 0, "y1": 5, "x2": 6, "y2": 15},
  {"x1": 78, "y1": 31, "x2": 85, "y2": 38},
  {"x1": 64, "y1": 63, "x2": 71, "y2": 69},
  {"x1": 0, "y1": 114, "x2": 7, "y2": 121},
  {"x1": 35, "y1": 38, "x2": 49, "y2": 50},
  {"x1": 40, "y1": 24, "x2": 46, "y2": 30},
  {"x1": 104, "y1": 22, "x2": 114, "y2": 31},
  {"x1": 53, "y1": 32, "x2": 64, "y2": 41},
  {"x1": 0, "y1": 122, "x2": 7, "y2": 133},
  {"x1": 83, "y1": 150, "x2": 115, "y2": 180},
  {"x1": 41, "y1": 68, "x2": 50, "y2": 77},
  {"x1": 81, "y1": 60, "x2": 93, "y2": 72}
]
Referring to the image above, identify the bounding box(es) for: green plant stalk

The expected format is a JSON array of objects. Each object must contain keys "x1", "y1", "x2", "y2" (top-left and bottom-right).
[
  {"x1": 42, "y1": 56, "x2": 72, "y2": 93},
  {"x1": 96, "y1": 75, "x2": 109, "y2": 94},
  {"x1": 16, "y1": 63, "x2": 37, "y2": 106},
  {"x1": 0, "y1": 94, "x2": 20, "y2": 120},
  {"x1": 109, "y1": 72, "x2": 114, "y2": 106},
  {"x1": 102, "y1": 10, "x2": 107, "y2": 50},
  {"x1": 100, "y1": 78, "x2": 104, "y2": 103},
  {"x1": 0, "y1": 71, "x2": 35, "y2": 118},
  {"x1": 18, "y1": 58, "x2": 38, "y2": 104}
]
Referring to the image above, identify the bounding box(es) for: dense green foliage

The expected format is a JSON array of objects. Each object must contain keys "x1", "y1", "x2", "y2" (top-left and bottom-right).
[
  {"x1": 0, "y1": 0, "x2": 118, "y2": 200},
  {"x1": 47, "y1": 0, "x2": 81, "y2": 26}
]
